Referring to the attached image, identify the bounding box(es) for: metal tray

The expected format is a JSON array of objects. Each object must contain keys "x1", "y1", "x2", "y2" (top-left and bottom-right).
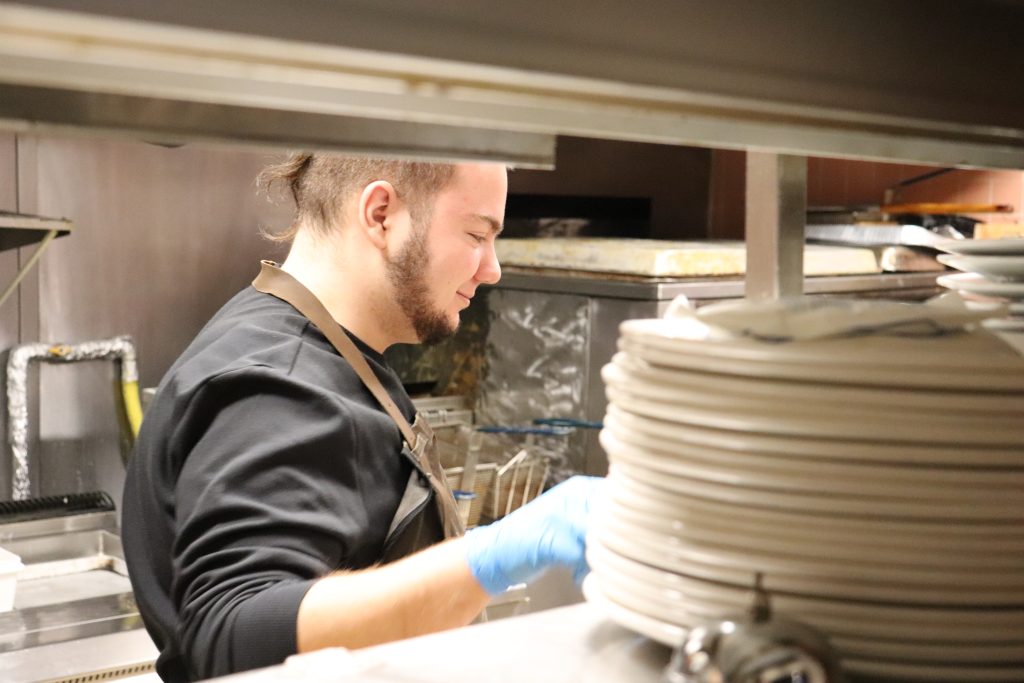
[{"x1": 0, "y1": 512, "x2": 138, "y2": 650}]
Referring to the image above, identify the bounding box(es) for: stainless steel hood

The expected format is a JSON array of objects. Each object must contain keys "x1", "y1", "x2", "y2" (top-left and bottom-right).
[{"x1": 0, "y1": 1, "x2": 1022, "y2": 169}]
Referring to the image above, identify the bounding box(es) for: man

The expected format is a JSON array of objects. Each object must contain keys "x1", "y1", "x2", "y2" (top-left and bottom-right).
[{"x1": 122, "y1": 154, "x2": 600, "y2": 682}]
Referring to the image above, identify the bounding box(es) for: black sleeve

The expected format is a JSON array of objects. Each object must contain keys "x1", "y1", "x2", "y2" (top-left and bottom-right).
[{"x1": 168, "y1": 366, "x2": 366, "y2": 680}]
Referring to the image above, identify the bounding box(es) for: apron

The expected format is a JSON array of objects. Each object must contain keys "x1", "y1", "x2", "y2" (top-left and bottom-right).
[{"x1": 252, "y1": 261, "x2": 465, "y2": 563}]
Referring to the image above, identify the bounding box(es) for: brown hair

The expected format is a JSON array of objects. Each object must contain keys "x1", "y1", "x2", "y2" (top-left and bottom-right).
[{"x1": 258, "y1": 153, "x2": 457, "y2": 242}]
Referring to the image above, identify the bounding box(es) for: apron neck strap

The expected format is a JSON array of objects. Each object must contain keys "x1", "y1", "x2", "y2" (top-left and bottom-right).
[{"x1": 252, "y1": 260, "x2": 419, "y2": 449}]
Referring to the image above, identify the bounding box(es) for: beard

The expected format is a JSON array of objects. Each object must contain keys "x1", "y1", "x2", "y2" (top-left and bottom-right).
[{"x1": 385, "y1": 222, "x2": 457, "y2": 346}]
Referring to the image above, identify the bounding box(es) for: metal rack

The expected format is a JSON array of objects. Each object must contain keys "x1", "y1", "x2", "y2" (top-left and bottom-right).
[{"x1": 417, "y1": 397, "x2": 573, "y2": 528}]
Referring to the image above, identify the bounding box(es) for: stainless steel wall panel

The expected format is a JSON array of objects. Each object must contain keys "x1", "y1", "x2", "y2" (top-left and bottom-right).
[
  {"x1": 10, "y1": 136, "x2": 42, "y2": 502},
  {"x1": 31, "y1": 136, "x2": 293, "y2": 387},
  {"x1": 15, "y1": 135, "x2": 39, "y2": 343},
  {"x1": 0, "y1": 133, "x2": 19, "y2": 500},
  {"x1": 474, "y1": 289, "x2": 590, "y2": 482},
  {"x1": 0, "y1": 133, "x2": 18, "y2": 345},
  {"x1": 10, "y1": 136, "x2": 293, "y2": 504}
]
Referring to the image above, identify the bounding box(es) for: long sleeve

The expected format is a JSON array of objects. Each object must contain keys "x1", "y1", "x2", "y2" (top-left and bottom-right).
[
  {"x1": 167, "y1": 367, "x2": 402, "y2": 679},
  {"x1": 121, "y1": 289, "x2": 417, "y2": 683}
]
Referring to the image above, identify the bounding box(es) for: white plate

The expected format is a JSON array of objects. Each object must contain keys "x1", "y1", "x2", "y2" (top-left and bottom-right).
[
  {"x1": 848, "y1": 661, "x2": 1024, "y2": 683},
  {"x1": 938, "y1": 253, "x2": 1024, "y2": 281},
  {"x1": 584, "y1": 575, "x2": 1024, "y2": 682},
  {"x1": 621, "y1": 316, "x2": 1024, "y2": 371},
  {"x1": 594, "y1": 507, "x2": 1024, "y2": 602},
  {"x1": 611, "y1": 458, "x2": 1024, "y2": 521},
  {"x1": 607, "y1": 351, "x2": 1024, "y2": 415},
  {"x1": 583, "y1": 573, "x2": 686, "y2": 645},
  {"x1": 588, "y1": 545, "x2": 1024, "y2": 649},
  {"x1": 601, "y1": 494, "x2": 1024, "y2": 570},
  {"x1": 984, "y1": 317, "x2": 1024, "y2": 332},
  {"x1": 603, "y1": 412, "x2": 1024, "y2": 491},
  {"x1": 994, "y1": 329, "x2": 1024, "y2": 354},
  {"x1": 935, "y1": 237, "x2": 1024, "y2": 256},
  {"x1": 604, "y1": 404, "x2": 1024, "y2": 467},
  {"x1": 963, "y1": 294, "x2": 1024, "y2": 313},
  {"x1": 599, "y1": 424, "x2": 1024, "y2": 500},
  {"x1": 594, "y1": 513, "x2": 1024, "y2": 605},
  {"x1": 589, "y1": 532, "x2": 1024, "y2": 634},
  {"x1": 606, "y1": 468, "x2": 1024, "y2": 550},
  {"x1": 618, "y1": 336, "x2": 1024, "y2": 392},
  {"x1": 938, "y1": 272, "x2": 1024, "y2": 299},
  {"x1": 588, "y1": 540, "x2": 1024, "y2": 652},
  {"x1": 590, "y1": 563, "x2": 1024, "y2": 649},
  {"x1": 586, "y1": 547, "x2": 1024, "y2": 681},
  {"x1": 603, "y1": 371, "x2": 1024, "y2": 447}
]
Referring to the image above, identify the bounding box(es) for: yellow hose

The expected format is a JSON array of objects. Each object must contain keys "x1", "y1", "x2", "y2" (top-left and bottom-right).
[{"x1": 121, "y1": 379, "x2": 144, "y2": 439}]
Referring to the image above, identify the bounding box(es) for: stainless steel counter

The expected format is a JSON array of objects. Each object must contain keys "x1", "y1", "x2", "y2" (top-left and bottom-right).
[
  {"x1": 496, "y1": 268, "x2": 941, "y2": 301},
  {"x1": 210, "y1": 603, "x2": 669, "y2": 683},
  {"x1": 0, "y1": 511, "x2": 158, "y2": 683},
  {"x1": 1, "y1": 629, "x2": 157, "y2": 683}
]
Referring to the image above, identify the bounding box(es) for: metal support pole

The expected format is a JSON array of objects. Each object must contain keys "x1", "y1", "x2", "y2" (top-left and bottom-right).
[{"x1": 745, "y1": 153, "x2": 807, "y2": 300}]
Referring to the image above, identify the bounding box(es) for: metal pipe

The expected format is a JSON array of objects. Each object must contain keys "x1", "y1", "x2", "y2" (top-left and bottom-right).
[
  {"x1": 745, "y1": 152, "x2": 808, "y2": 300},
  {"x1": 6, "y1": 335, "x2": 141, "y2": 500}
]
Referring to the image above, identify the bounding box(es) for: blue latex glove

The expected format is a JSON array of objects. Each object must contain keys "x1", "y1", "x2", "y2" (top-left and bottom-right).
[{"x1": 464, "y1": 475, "x2": 604, "y2": 595}]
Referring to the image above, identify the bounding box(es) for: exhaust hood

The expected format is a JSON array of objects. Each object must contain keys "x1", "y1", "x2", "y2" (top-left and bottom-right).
[{"x1": 0, "y1": 1, "x2": 1021, "y2": 169}]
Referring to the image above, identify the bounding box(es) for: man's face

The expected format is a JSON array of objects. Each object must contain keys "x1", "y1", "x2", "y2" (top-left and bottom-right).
[{"x1": 385, "y1": 163, "x2": 506, "y2": 345}]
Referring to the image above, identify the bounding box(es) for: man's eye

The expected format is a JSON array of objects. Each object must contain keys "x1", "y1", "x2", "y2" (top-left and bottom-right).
[{"x1": 469, "y1": 233, "x2": 487, "y2": 244}]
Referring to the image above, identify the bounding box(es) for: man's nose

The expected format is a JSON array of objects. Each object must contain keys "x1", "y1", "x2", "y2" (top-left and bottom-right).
[{"x1": 476, "y1": 241, "x2": 501, "y2": 285}]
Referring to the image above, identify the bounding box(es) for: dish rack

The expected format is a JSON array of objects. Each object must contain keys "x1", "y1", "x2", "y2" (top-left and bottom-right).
[
  {"x1": 414, "y1": 397, "x2": 593, "y2": 528},
  {"x1": 445, "y1": 446, "x2": 551, "y2": 528}
]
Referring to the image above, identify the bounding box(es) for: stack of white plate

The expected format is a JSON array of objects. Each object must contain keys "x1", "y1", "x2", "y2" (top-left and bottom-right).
[
  {"x1": 936, "y1": 238, "x2": 1024, "y2": 342},
  {"x1": 585, "y1": 304, "x2": 1024, "y2": 682}
]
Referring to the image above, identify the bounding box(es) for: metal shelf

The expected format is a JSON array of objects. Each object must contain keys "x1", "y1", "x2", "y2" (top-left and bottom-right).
[
  {"x1": 0, "y1": 211, "x2": 72, "y2": 252},
  {"x1": 0, "y1": 2, "x2": 1021, "y2": 169},
  {"x1": 495, "y1": 268, "x2": 940, "y2": 302},
  {"x1": 0, "y1": 211, "x2": 72, "y2": 311}
]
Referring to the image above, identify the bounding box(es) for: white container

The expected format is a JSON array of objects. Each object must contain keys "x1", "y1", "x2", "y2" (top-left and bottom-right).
[{"x1": 0, "y1": 547, "x2": 24, "y2": 612}]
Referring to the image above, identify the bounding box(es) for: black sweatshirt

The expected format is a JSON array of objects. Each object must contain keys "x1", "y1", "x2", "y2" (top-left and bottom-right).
[{"x1": 122, "y1": 286, "x2": 416, "y2": 682}]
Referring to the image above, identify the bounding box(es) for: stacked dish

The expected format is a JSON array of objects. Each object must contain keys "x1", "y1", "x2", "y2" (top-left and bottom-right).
[
  {"x1": 936, "y1": 238, "x2": 1024, "y2": 342},
  {"x1": 585, "y1": 298, "x2": 1024, "y2": 682}
]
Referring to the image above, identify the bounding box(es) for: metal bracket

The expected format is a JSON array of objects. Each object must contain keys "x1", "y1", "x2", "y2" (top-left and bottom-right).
[{"x1": 0, "y1": 212, "x2": 73, "y2": 312}]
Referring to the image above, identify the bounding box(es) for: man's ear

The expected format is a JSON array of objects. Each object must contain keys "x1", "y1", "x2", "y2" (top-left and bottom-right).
[{"x1": 358, "y1": 180, "x2": 397, "y2": 250}]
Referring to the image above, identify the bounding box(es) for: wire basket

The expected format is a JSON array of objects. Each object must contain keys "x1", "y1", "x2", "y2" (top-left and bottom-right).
[
  {"x1": 446, "y1": 463, "x2": 497, "y2": 528},
  {"x1": 480, "y1": 449, "x2": 550, "y2": 525}
]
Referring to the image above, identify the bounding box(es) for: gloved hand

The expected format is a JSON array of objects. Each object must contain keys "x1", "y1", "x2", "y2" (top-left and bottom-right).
[{"x1": 464, "y1": 475, "x2": 604, "y2": 596}]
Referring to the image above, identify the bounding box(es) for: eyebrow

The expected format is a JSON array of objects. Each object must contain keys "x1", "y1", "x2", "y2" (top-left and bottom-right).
[{"x1": 474, "y1": 214, "x2": 504, "y2": 235}]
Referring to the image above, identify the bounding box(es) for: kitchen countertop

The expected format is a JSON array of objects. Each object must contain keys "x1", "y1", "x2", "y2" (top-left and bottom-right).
[
  {"x1": 1, "y1": 628, "x2": 158, "y2": 683},
  {"x1": 209, "y1": 602, "x2": 671, "y2": 683}
]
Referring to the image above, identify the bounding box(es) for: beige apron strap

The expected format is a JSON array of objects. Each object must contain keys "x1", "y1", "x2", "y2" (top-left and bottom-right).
[
  {"x1": 252, "y1": 260, "x2": 418, "y2": 449},
  {"x1": 410, "y1": 414, "x2": 465, "y2": 538}
]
